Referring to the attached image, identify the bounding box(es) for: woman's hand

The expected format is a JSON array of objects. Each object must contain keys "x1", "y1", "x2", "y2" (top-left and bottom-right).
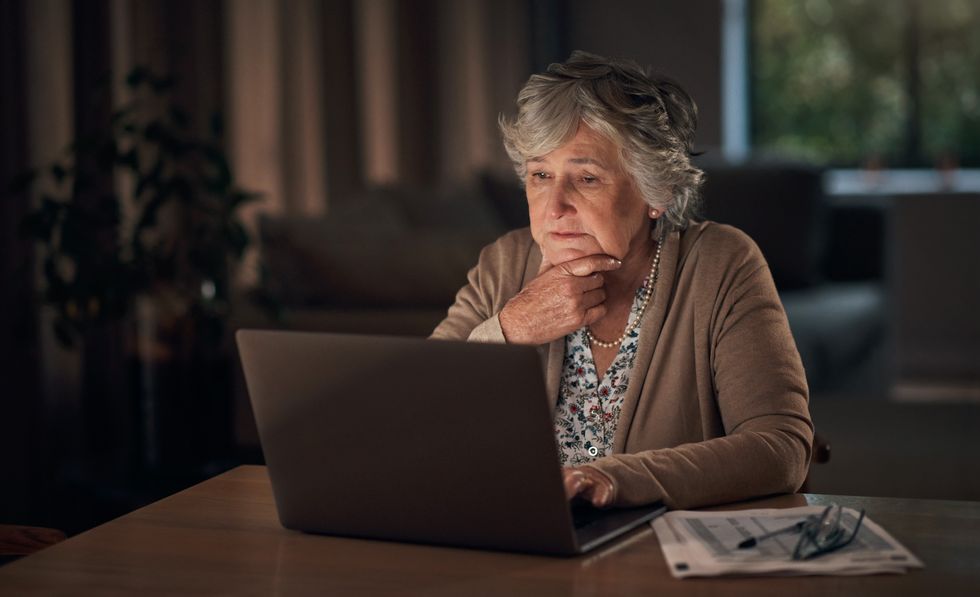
[
  {"x1": 498, "y1": 254, "x2": 621, "y2": 345},
  {"x1": 563, "y1": 466, "x2": 616, "y2": 508}
]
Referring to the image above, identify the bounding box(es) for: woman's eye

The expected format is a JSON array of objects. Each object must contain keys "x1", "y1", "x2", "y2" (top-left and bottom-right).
[
  {"x1": 581, "y1": 175, "x2": 598, "y2": 184},
  {"x1": 530, "y1": 171, "x2": 550, "y2": 180}
]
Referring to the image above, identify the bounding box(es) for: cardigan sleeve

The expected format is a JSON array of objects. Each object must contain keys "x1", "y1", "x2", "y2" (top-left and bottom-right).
[
  {"x1": 586, "y1": 231, "x2": 814, "y2": 509},
  {"x1": 430, "y1": 229, "x2": 532, "y2": 343},
  {"x1": 429, "y1": 256, "x2": 504, "y2": 342}
]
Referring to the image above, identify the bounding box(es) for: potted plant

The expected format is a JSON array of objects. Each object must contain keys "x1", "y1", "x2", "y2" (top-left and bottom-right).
[{"x1": 17, "y1": 67, "x2": 260, "y2": 473}]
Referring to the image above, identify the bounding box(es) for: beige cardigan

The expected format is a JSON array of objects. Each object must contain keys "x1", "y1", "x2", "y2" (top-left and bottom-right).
[{"x1": 431, "y1": 222, "x2": 813, "y2": 509}]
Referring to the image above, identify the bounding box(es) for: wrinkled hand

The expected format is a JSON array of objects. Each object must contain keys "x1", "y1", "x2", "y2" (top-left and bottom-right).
[
  {"x1": 563, "y1": 466, "x2": 616, "y2": 508},
  {"x1": 498, "y1": 255, "x2": 621, "y2": 345}
]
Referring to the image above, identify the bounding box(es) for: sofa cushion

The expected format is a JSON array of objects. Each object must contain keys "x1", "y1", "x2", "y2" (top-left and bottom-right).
[
  {"x1": 700, "y1": 163, "x2": 827, "y2": 290},
  {"x1": 259, "y1": 188, "x2": 503, "y2": 309}
]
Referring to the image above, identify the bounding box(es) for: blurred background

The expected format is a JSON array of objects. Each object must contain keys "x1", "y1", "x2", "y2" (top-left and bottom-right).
[{"x1": 1, "y1": 0, "x2": 978, "y2": 538}]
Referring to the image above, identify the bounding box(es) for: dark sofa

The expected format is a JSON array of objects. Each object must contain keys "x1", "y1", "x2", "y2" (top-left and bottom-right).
[
  {"x1": 698, "y1": 162, "x2": 887, "y2": 391},
  {"x1": 241, "y1": 165, "x2": 886, "y2": 413}
]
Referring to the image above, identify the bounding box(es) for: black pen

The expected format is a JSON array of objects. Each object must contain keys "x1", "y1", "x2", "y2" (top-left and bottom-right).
[{"x1": 737, "y1": 520, "x2": 809, "y2": 549}]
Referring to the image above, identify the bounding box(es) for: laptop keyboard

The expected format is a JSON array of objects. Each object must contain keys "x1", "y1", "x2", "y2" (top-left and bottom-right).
[{"x1": 571, "y1": 503, "x2": 609, "y2": 529}]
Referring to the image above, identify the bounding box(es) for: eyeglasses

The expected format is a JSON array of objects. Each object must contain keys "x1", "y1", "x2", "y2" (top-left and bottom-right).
[
  {"x1": 792, "y1": 504, "x2": 866, "y2": 560},
  {"x1": 737, "y1": 504, "x2": 866, "y2": 560}
]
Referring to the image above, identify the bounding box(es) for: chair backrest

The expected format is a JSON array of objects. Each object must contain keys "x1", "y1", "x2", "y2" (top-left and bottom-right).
[{"x1": 700, "y1": 163, "x2": 827, "y2": 291}]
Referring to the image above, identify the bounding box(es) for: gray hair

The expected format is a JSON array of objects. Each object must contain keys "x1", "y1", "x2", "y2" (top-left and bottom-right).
[{"x1": 500, "y1": 51, "x2": 704, "y2": 231}]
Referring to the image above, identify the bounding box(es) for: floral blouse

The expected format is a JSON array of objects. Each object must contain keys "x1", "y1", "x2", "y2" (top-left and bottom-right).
[{"x1": 554, "y1": 285, "x2": 646, "y2": 466}]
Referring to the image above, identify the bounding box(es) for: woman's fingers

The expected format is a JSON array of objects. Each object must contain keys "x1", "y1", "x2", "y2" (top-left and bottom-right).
[
  {"x1": 563, "y1": 466, "x2": 617, "y2": 508},
  {"x1": 580, "y1": 272, "x2": 605, "y2": 291},
  {"x1": 563, "y1": 469, "x2": 592, "y2": 499},
  {"x1": 581, "y1": 287, "x2": 606, "y2": 309},
  {"x1": 580, "y1": 467, "x2": 615, "y2": 508},
  {"x1": 499, "y1": 253, "x2": 620, "y2": 345},
  {"x1": 558, "y1": 255, "x2": 622, "y2": 277},
  {"x1": 582, "y1": 481, "x2": 614, "y2": 508},
  {"x1": 582, "y1": 303, "x2": 607, "y2": 327}
]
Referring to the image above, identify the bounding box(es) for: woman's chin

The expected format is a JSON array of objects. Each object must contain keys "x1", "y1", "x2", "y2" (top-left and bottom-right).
[{"x1": 543, "y1": 247, "x2": 598, "y2": 265}]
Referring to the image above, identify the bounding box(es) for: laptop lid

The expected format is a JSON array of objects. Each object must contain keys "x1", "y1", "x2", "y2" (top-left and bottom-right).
[{"x1": 237, "y1": 329, "x2": 663, "y2": 555}]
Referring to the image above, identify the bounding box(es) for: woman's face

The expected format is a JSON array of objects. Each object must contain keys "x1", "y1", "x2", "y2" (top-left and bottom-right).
[{"x1": 525, "y1": 125, "x2": 651, "y2": 265}]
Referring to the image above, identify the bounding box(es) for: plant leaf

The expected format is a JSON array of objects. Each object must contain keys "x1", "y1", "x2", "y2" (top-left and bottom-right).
[
  {"x1": 52, "y1": 316, "x2": 77, "y2": 349},
  {"x1": 134, "y1": 158, "x2": 163, "y2": 200},
  {"x1": 230, "y1": 190, "x2": 262, "y2": 208},
  {"x1": 51, "y1": 164, "x2": 67, "y2": 184},
  {"x1": 125, "y1": 66, "x2": 150, "y2": 89},
  {"x1": 117, "y1": 147, "x2": 139, "y2": 171},
  {"x1": 225, "y1": 221, "x2": 250, "y2": 257}
]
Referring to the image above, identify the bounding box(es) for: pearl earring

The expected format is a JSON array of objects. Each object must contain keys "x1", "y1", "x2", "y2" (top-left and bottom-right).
[{"x1": 649, "y1": 208, "x2": 659, "y2": 219}]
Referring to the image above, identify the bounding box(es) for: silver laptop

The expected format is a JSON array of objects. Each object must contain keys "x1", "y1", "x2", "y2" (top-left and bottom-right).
[{"x1": 236, "y1": 329, "x2": 665, "y2": 556}]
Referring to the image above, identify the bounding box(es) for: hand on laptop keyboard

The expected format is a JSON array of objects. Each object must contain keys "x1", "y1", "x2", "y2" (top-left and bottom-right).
[{"x1": 563, "y1": 466, "x2": 616, "y2": 508}]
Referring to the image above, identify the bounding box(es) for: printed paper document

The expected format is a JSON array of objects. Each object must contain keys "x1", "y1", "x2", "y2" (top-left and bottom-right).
[{"x1": 652, "y1": 506, "x2": 923, "y2": 578}]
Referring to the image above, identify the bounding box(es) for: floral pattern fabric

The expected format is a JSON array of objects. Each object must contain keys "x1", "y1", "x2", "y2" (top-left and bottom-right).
[{"x1": 554, "y1": 285, "x2": 646, "y2": 466}]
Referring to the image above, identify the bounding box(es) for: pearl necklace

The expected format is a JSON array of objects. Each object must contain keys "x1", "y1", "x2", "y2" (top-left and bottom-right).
[{"x1": 585, "y1": 229, "x2": 665, "y2": 349}]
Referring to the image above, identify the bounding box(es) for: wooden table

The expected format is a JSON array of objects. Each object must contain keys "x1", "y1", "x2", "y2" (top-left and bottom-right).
[{"x1": 1, "y1": 466, "x2": 977, "y2": 595}]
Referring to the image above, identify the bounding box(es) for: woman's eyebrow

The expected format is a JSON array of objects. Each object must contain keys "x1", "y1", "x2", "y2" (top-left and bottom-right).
[
  {"x1": 568, "y1": 157, "x2": 607, "y2": 168},
  {"x1": 525, "y1": 156, "x2": 608, "y2": 168}
]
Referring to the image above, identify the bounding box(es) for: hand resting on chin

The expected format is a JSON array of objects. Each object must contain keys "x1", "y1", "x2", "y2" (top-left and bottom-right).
[{"x1": 498, "y1": 254, "x2": 622, "y2": 346}]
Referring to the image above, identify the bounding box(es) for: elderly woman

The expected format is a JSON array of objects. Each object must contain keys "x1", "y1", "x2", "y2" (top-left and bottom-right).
[{"x1": 431, "y1": 52, "x2": 812, "y2": 510}]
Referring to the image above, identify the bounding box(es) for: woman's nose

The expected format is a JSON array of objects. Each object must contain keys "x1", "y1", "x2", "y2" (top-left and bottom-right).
[{"x1": 546, "y1": 178, "x2": 576, "y2": 218}]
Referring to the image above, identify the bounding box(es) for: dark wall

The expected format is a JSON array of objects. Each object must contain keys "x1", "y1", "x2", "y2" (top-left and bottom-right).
[{"x1": 567, "y1": 0, "x2": 723, "y2": 149}]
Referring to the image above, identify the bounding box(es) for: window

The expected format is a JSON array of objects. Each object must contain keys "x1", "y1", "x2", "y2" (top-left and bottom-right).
[{"x1": 751, "y1": 0, "x2": 980, "y2": 168}]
